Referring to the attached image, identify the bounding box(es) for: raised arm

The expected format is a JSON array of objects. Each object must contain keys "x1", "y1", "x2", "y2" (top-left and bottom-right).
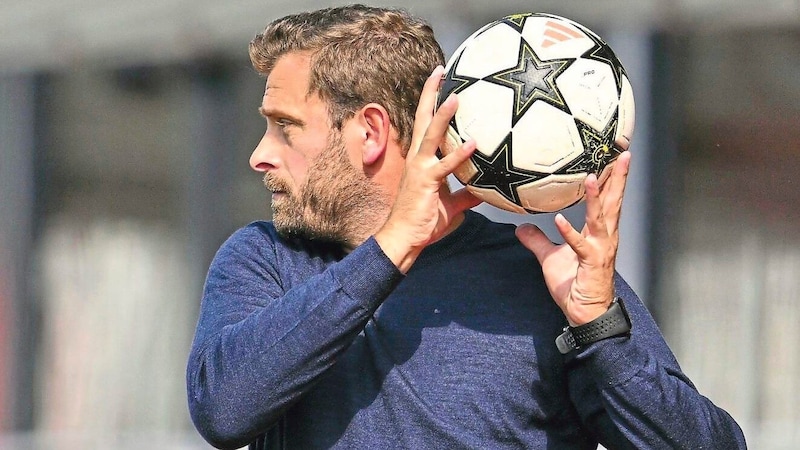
[
  {"x1": 516, "y1": 153, "x2": 746, "y2": 447},
  {"x1": 188, "y1": 64, "x2": 480, "y2": 450},
  {"x1": 568, "y1": 275, "x2": 747, "y2": 448},
  {"x1": 186, "y1": 226, "x2": 402, "y2": 449}
]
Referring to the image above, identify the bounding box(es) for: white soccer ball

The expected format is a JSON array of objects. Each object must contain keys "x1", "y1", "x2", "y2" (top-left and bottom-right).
[{"x1": 437, "y1": 13, "x2": 635, "y2": 214}]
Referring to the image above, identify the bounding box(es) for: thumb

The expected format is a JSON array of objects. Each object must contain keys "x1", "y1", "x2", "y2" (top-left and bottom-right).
[
  {"x1": 515, "y1": 223, "x2": 554, "y2": 265},
  {"x1": 448, "y1": 187, "x2": 482, "y2": 214}
]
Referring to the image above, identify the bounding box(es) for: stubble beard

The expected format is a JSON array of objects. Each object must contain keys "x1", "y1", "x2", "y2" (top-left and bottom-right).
[{"x1": 264, "y1": 134, "x2": 389, "y2": 248}]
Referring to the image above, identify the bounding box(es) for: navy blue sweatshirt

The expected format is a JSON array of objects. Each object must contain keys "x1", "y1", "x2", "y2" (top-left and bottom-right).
[{"x1": 187, "y1": 211, "x2": 746, "y2": 449}]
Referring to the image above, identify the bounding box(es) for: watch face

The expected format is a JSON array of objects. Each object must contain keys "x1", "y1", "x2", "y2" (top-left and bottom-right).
[{"x1": 555, "y1": 329, "x2": 577, "y2": 354}]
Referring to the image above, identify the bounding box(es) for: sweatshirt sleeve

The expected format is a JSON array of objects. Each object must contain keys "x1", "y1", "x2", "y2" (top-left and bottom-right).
[
  {"x1": 565, "y1": 274, "x2": 747, "y2": 449},
  {"x1": 186, "y1": 224, "x2": 403, "y2": 449}
]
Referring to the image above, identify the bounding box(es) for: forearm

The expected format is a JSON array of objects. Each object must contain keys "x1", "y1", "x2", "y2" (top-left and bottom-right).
[
  {"x1": 186, "y1": 236, "x2": 402, "y2": 449},
  {"x1": 565, "y1": 278, "x2": 746, "y2": 448},
  {"x1": 187, "y1": 278, "x2": 372, "y2": 448},
  {"x1": 574, "y1": 337, "x2": 746, "y2": 449}
]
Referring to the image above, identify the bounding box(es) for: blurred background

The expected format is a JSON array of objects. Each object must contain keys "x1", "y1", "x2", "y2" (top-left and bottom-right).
[{"x1": 1, "y1": 0, "x2": 799, "y2": 448}]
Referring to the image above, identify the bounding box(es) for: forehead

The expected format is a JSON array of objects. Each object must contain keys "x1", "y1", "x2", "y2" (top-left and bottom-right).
[{"x1": 262, "y1": 52, "x2": 313, "y2": 107}]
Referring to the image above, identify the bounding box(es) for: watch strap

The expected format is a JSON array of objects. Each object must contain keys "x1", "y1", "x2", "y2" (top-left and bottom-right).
[{"x1": 555, "y1": 298, "x2": 631, "y2": 354}]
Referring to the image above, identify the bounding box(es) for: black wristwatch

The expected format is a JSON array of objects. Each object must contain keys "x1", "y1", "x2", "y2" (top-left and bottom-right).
[{"x1": 555, "y1": 298, "x2": 631, "y2": 354}]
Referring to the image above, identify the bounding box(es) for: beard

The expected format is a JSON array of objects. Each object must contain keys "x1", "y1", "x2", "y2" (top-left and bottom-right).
[{"x1": 264, "y1": 132, "x2": 389, "y2": 247}]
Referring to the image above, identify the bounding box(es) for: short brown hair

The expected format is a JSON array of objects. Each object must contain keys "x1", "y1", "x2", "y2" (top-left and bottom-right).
[{"x1": 249, "y1": 4, "x2": 444, "y2": 150}]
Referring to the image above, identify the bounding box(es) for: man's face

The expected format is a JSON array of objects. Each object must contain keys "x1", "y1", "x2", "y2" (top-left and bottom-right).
[{"x1": 250, "y1": 52, "x2": 387, "y2": 246}]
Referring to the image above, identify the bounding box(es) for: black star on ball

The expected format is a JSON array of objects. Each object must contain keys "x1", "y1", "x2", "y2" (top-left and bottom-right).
[
  {"x1": 580, "y1": 30, "x2": 627, "y2": 95},
  {"x1": 501, "y1": 14, "x2": 529, "y2": 33},
  {"x1": 559, "y1": 114, "x2": 622, "y2": 176},
  {"x1": 485, "y1": 38, "x2": 574, "y2": 126},
  {"x1": 437, "y1": 51, "x2": 479, "y2": 108},
  {"x1": 436, "y1": 51, "x2": 480, "y2": 140},
  {"x1": 469, "y1": 133, "x2": 546, "y2": 205}
]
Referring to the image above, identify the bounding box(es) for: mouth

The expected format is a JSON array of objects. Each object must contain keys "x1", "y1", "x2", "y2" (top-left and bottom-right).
[{"x1": 264, "y1": 174, "x2": 291, "y2": 196}]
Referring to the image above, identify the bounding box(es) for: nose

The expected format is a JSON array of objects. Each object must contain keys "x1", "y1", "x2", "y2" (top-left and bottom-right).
[{"x1": 249, "y1": 132, "x2": 280, "y2": 173}]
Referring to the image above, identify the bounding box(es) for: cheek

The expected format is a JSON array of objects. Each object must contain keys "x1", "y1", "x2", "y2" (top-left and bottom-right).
[
  {"x1": 292, "y1": 135, "x2": 333, "y2": 181},
  {"x1": 281, "y1": 148, "x2": 313, "y2": 189},
  {"x1": 287, "y1": 159, "x2": 309, "y2": 184}
]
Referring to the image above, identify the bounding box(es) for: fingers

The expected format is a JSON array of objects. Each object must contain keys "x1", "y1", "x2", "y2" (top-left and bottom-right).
[
  {"x1": 435, "y1": 136, "x2": 475, "y2": 179},
  {"x1": 515, "y1": 223, "x2": 555, "y2": 265},
  {"x1": 410, "y1": 66, "x2": 446, "y2": 155},
  {"x1": 580, "y1": 150, "x2": 632, "y2": 243},
  {"x1": 606, "y1": 151, "x2": 632, "y2": 194},
  {"x1": 418, "y1": 92, "x2": 457, "y2": 158},
  {"x1": 447, "y1": 186, "x2": 482, "y2": 216},
  {"x1": 601, "y1": 151, "x2": 631, "y2": 235},
  {"x1": 406, "y1": 90, "x2": 469, "y2": 183},
  {"x1": 582, "y1": 173, "x2": 606, "y2": 239},
  {"x1": 554, "y1": 213, "x2": 588, "y2": 258}
]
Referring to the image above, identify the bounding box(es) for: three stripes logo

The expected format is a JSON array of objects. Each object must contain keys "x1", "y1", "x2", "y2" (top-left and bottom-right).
[{"x1": 541, "y1": 20, "x2": 585, "y2": 48}]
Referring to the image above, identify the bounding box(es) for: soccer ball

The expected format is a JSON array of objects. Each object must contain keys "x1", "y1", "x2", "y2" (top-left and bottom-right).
[{"x1": 437, "y1": 13, "x2": 635, "y2": 214}]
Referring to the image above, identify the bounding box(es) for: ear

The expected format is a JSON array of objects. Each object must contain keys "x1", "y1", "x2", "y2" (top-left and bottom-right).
[{"x1": 358, "y1": 103, "x2": 391, "y2": 166}]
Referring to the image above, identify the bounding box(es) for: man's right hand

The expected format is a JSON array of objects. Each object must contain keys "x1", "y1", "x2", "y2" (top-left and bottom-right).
[{"x1": 375, "y1": 66, "x2": 480, "y2": 273}]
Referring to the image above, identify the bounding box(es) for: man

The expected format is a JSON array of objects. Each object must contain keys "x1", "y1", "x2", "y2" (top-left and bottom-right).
[{"x1": 187, "y1": 5, "x2": 746, "y2": 449}]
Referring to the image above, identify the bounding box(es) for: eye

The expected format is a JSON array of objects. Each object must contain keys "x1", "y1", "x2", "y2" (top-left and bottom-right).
[
  {"x1": 267, "y1": 117, "x2": 296, "y2": 143},
  {"x1": 264, "y1": 118, "x2": 288, "y2": 134},
  {"x1": 274, "y1": 118, "x2": 292, "y2": 128}
]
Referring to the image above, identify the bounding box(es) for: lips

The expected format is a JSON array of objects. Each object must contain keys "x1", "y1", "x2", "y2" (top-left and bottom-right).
[{"x1": 263, "y1": 174, "x2": 291, "y2": 195}]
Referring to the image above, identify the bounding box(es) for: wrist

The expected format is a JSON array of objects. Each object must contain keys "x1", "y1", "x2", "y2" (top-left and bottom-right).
[
  {"x1": 374, "y1": 225, "x2": 422, "y2": 274},
  {"x1": 374, "y1": 212, "x2": 466, "y2": 274},
  {"x1": 556, "y1": 298, "x2": 631, "y2": 354},
  {"x1": 566, "y1": 300, "x2": 614, "y2": 327}
]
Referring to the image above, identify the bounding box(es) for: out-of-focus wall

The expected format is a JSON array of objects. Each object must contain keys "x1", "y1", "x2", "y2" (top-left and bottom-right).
[
  {"x1": 660, "y1": 27, "x2": 800, "y2": 446},
  {"x1": 0, "y1": 62, "x2": 268, "y2": 448}
]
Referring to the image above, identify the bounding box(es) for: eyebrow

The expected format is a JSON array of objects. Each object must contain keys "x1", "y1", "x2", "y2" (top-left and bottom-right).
[{"x1": 258, "y1": 106, "x2": 305, "y2": 126}]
